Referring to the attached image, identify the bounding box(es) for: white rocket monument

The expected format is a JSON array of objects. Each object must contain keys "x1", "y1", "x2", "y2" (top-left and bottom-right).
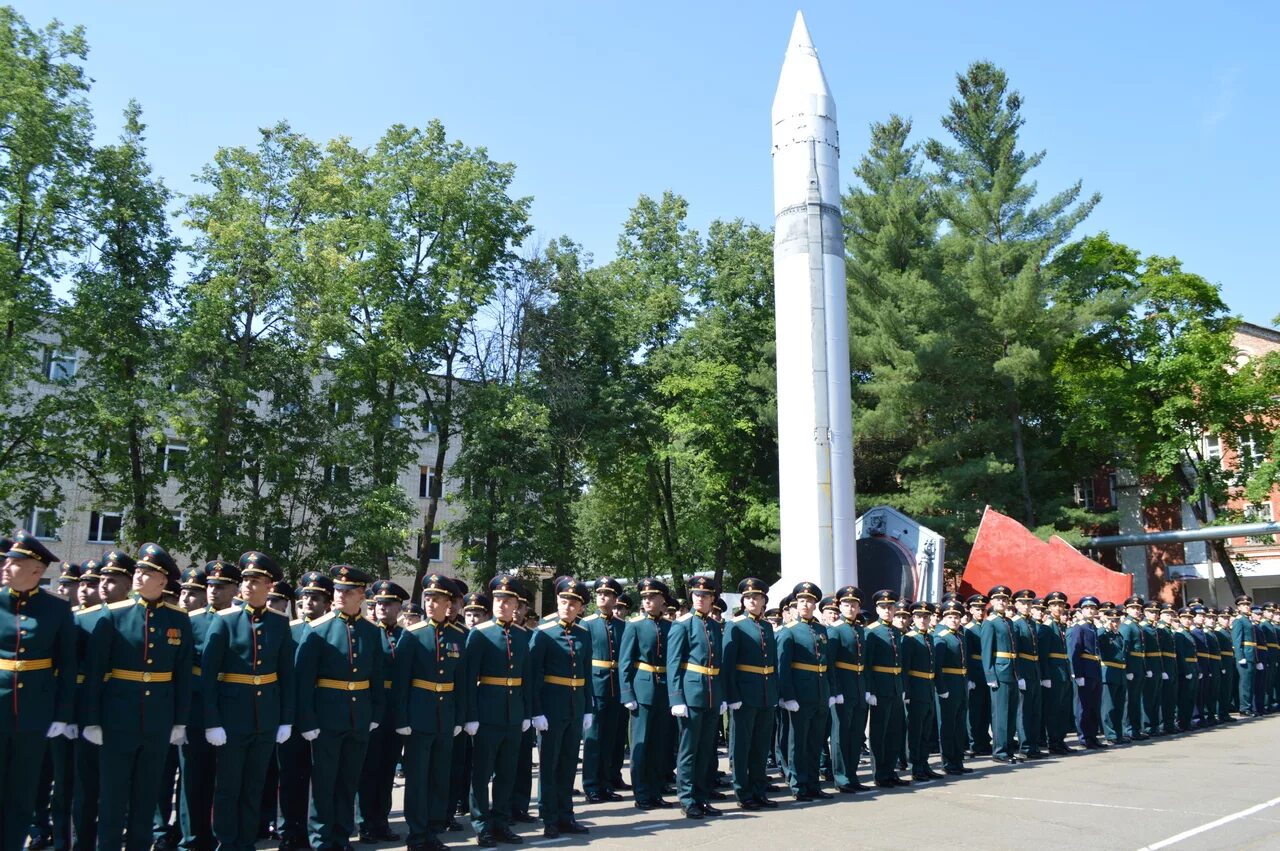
[{"x1": 772, "y1": 11, "x2": 856, "y2": 594}]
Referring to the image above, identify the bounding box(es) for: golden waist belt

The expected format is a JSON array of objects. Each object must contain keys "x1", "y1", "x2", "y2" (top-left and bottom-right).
[
  {"x1": 995, "y1": 651, "x2": 1016, "y2": 659},
  {"x1": 735, "y1": 664, "x2": 775, "y2": 675},
  {"x1": 1102, "y1": 661, "x2": 1125, "y2": 669},
  {"x1": 317, "y1": 678, "x2": 369, "y2": 691},
  {"x1": 1049, "y1": 653, "x2": 1069, "y2": 660},
  {"x1": 835, "y1": 661, "x2": 864, "y2": 672},
  {"x1": 907, "y1": 670, "x2": 934, "y2": 680},
  {"x1": 0, "y1": 657, "x2": 53, "y2": 672},
  {"x1": 1018, "y1": 653, "x2": 1039, "y2": 661},
  {"x1": 637, "y1": 662, "x2": 666, "y2": 673},
  {"x1": 1081, "y1": 653, "x2": 1100, "y2": 661},
  {"x1": 592, "y1": 659, "x2": 617, "y2": 669},
  {"x1": 681, "y1": 663, "x2": 719, "y2": 676},
  {"x1": 411, "y1": 679, "x2": 454, "y2": 693},
  {"x1": 478, "y1": 676, "x2": 522, "y2": 687},
  {"x1": 217, "y1": 672, "x2": 278, "y2": 686},
  {"x1": 192, "y1": 666, "x2": 202, "y2": 676},
  {"x1": 543, "y1": 675, "x2": 585, "y2": 687},
  {"x1": 790, "y1": 662, "x2": 827, "y2": 673},
  {"x1": 940, "y1": 667, "x2": 966, "y2": 676},
  {"x1": 110, "y1": 668, "x2": 172, "y2": 683},
  {"x1": 871, "y1": 665, "x2": 901, "y2": 674}
]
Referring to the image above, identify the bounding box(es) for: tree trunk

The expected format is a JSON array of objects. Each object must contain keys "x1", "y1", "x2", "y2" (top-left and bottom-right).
[
  {"x1": 413, "y1": 346, "x2": 457, "y2": 600},
  {"x1": 1173, "y1": 463, "x2": 1246, "y2": 600},
  {"x1": 1007, "y1": 385, "x2": 1036, "y2": 527}
]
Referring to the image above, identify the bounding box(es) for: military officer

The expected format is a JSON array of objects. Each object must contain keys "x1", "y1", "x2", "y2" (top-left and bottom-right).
[
  {"x1": 448, "y1": 589, "x2": 485, "y2": 833},
  {"x1": 824, "y1": 585, "x2": 867, "y2": 793},
  {"x1": 1139, "y1": 601, "x2": 1163, "y2": 735},
  {"x1": 721, "y1": 577, "x2": 780, "y2": 809},
  {"x1": 776, "y1": 581, "x2": 838, "y2": 801},
  {"x1": 82, "y1": 543, "x2": 192, "y2": 851},
  {"x1": 1234, "y1": 596, "x2": 1262, "y2": 715},
  {"x1": 392, "y1": 573, "x2": 467, "y2": 851},
  {"x1": 1119, "y1": 596, "x2": 1149, "y2": 739},
  {"x1": 1265, "y1": 604, "x2": 1280, "y2": 711},
  {"x1": 1, "y1": 534, "x2": 76, "y2": 851},
  {"x1": 933, "y1": 599, "x2": 970, "y2": 774},
  {"x1": 1008, "y1": 590, "x2": 1047, "y2": 759},
  {"x1": 619, "y1": 577, "x2": 674, "y2": 811},
  {"x1": 1098, "y1": 605, "x2": 1128, "y2": 743},
  {"x1": 73, "y1": 555, "x2": 116, "y2": 851},
  {"x1": 980, "y1": 586, "x2": 1021, "y2": 763},
  {"x1": 667, "y1": 575, "x2": 724, "y2": 819},
  {"x1": 528, "y1": 577, "x2": 594, "y2": 838},
  {"x1": 35, "y1": 561, "x2": 83, "y2": 851},
  {"x1": 1067, "y1": 596, "x2": 1104, "y2": 748},
  {"x1": 464, "y1": 575, "x2": 532, "y2": 846},
  {"x1": 864, "y1": 590, "x2": 907, "y2": 786},
  {"x1": 1156, "y1": 604, "x2": 1180, "y2": 734},
  {"x1": 294, "y1": 565, "x2": 385, "y2": 851},
  {"x1": 267, "y1": 582, "x2": 292, "y2": 616},
  {"x1": 581, "y1": 576, "x2": 626, "y2": 804},
  {"x1": 901, "y1": 602, "x2": 941, "y2": 780},
  {"x1": 1173, "y1": 608, "x2": 1199, "y2": 730},
  {"x1": 1037, "y1": 592, "x2": 1073, "y2": 753},
  {"x1": 964, "y1": 594, "x2": 992, "y2": 756},
  {"x1": 199, "y1": 551, "x2": 295, "y2": 851},
  {"x1": 276, "y1": 571, "x2": 333, "y2": 851},
  {"x1": 1190, "y1": 605, "x2": 1218, "y2": 725},
  {"x1": 357, "y1": 579, "x2": 409, "y2": 843},
  {"x1": 1213, "y1": 610, "x2": 1236, "y2": 718}
]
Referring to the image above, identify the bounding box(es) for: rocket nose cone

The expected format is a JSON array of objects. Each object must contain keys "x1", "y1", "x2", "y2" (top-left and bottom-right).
[
  {"x1": 772, "y1": 11, "x2": 835, "y2": 120},
  {"x1": 788, "y1": 10, "x2": 815, "y2": 55}
]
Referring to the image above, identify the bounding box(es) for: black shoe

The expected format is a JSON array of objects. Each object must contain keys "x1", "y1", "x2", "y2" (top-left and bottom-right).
[
  {"x1": 558, "y1": 821, "x2": 590, "y2": 835},
  {"x1": 971, "y1": 746, "x2": 993, "y2": 756},
  {"x1": 511, "y1": 811, "x2": 537, "y2": 824},
  {"x1": 358, "y1": 833, "x2": 378, "y2": 845},
  {"x1": 700, "y1": 804, "x2": 723, "y2": 817},
  {"x1": 477, "y1": 833, "x2": 498, "y2": 849},
  {"x1": 926, "y1": 770, "x2": 944, "y2": 779},
  {"x1": 706, "y1": 790, "x2": 728, "y2": 801},
  {"x1": 542, "y1": 826, "x2": 560, "y2": 840},
  {"x1": 681, "y1": 806, "x2": 703, "y2": 820},
  {"x1": 754, "y1": 796, "x2": 779, "y2": 808},
  {"x1": 794, "y1": 791, "x2": 815, "y2": 802},
  {"x1": 1022, "y1": 751, "x2": 1046, "y2": 760},
  {"x1": 835, "y1": 784, "x2": 862, "y2": 793},
  {"x1": 613, "y1": 780, "x2": 633, "y2": 790},
  {"x1": 891, "y1": 776, "x2": 911, "y2": 786},
  {"x1": 944, "y1": 768, "x2": 965, "y2": 776},
  {"x1": 737, "y1": 799, "x2": 761, "y2": 811},
  {"x1": 991, "y1": 755, "x2": 1018, "y2": 764},
  {"x1": 446, "y1": 818, "x2": 465, "y2": 832},
  {"x1": 812, "y1": 789, "x2": 833, "y2": 799},
  {"x1": 635, "y1": 800, "x2": 660, "y2": 811},
  {"x1": 874, "y1": 779, "x2": 895, "y2": 788},
  {"x1": 585, "y1": 793, "x2": 608, "y2": 804},
  {"x1": 493, "y1": 826, "x2": 522, "y2": 844},
  {"x1": 603, "y1": 790, "x2": 624, "y2": 801},
  {"x1": 911, "y1": 773, "x2": 934, "y2": 782},
  {"x1": 377, "y1": 830, "x2": 400, "y2": 842}
]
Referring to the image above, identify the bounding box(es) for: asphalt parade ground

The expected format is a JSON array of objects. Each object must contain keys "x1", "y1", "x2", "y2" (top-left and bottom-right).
[{"x1": 375, "y1": 715, "x2": 1280, "y2": 851}]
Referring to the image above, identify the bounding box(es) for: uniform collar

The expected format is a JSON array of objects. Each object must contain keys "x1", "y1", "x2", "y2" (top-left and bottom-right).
[
  {"x1": 496, "y1": 619, "x2": 512, "y2": 628},
  {"x1": 558, "y1": 618, "x2": 575, "y2": 629},
  {"x1": 6, "y1": 586, "x2": 38, "y2": 600},
  {"x1": 430, "y1": 618, "x2": 445, "y2": 628},
  {"x1": 338, "y1": 610, "x2": 362, "y2": 623}
]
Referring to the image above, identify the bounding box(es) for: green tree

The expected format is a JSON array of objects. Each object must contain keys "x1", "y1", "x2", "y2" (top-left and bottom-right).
[
  {"x1": 63, "y1": 101, "x2": 179, "y2": 546},
  {"x1": 0, "y1": 7, "x2": 91, "y2": 523}
]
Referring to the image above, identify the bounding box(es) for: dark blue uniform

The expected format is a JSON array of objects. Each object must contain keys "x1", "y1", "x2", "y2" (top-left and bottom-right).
[{"x1": 1067, "y1": 618, "x2": 1103, "y2": 746}]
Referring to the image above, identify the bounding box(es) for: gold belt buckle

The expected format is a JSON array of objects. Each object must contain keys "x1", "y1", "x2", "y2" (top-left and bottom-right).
[
  {"x1": 253, "y1": 675, "x2": 262, "y2": 685},
  {"x1": 142, "y1": 672, "x2": 153, "y2": 683},
  {"x1": 14, "y1": 660, "x2": 26, "y2": 671},
  {"x1": 347, "y1": 681, "x2": 357, "y2": 691}
]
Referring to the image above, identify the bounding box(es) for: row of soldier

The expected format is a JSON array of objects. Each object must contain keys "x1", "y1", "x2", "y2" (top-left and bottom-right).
[{"x1": 4, "y1": 532, "x2": 1279, "y2": 851}]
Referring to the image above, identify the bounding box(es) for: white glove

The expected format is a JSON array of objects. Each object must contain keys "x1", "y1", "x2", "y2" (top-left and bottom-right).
[
  {"x1": 205, "y1": 727, "x2": 228, "y2": 747},
  {"x1": 967, "y1": 681, "x2": 975, "y2": 692},
  {"x1": 1185, "y1": 673, "x2": 1193, "y2": 680},
  {"x1": 302, "y1": 729, "x2": 320, "y2": 741},
  {"x1": 987, "y1": 681, "x2": 997, "y2": 690},
  {"x1": 904, "y1": 697, "x2": 910, "y2": 705},
  {"x1": 624, "y1": 701, "x2": 639, "y2": 711},
  {"x1": 369, "y1": 722, "x2": 379, "y2": 731},
  {"x1": 1198, "y1": 673, "x2": 1203, "y2": 680},
  {"x1": 1258, "y1": 663, "x2": 1265, "y2": 670},
  {"x1": 582, "y1": 713, "x2": 594, "y2": 733},
  {"x1": 63, "y1": 724, "x2": 78, "y2": 740},
  {"x1": 276, "y1": 724, "x2": 292, "y2": 744},
  {"x1": 464, "y1": 722, "x2": 479, "y2": 736},
  {"x1": 396, "y1": 727, "x2": 412, "y2": 736},
  {"x1": 728, "y1": 701, "x2": 743, "y2": 711},
  {"x1": 782, "y1": 699, "x2": 800, "y2": 712},
  {"x1": 1161, "y1": 672, "x2": 1169, "y2": 681},
  {"x1": 1075, "y1": 677, "x2": 1085, "y2": 686},
  {"x1": 1040, "y1": 679, "x2": 1051, "y2": 688},
  {"x1": 1126, "y1": 673, "x2": 1134, "y2": 681},
  {"x1": 521, "y1": 719, "x2": 531, "y2": 732},
  {"x1": 938, "y1": 692, "x2": 949, "y2": 699},
  {"x1": 532, "y1": 715, "x2": 549, "y2": 732},
  {"x1": 1017, "y1": 678, "x2": 1026, "y2": 691},
  {"x1": 46, "y1": 722, "x2": 67, "y2": 739},
  {"x1": 453, "y1": 725, "x2": 462, "y2": 736},
  {"x1": 83, "y1": 725, "x2": 103, "y2": 745},
  {"x1": 718, "y1": 702, "x2": 727, "y2": 715},
  {"x1": 834, "y1": 693, "x2": 844, "y2": 705},
  {"x1": 1145, "y1": 670, "x2": 1153, "y2": 679},
  {"x1": 1239, "y1": 658, "x2": 1248, "y2": 666},
  {"x1": 827, "y1": 696, "x2": 837, "y2": 707},
  {"x1": 866, "y1": 693, "x2": 878, "y2": 707},
  {"x1": 671, "y1": 704, "x2": 689, "y2": 718}
]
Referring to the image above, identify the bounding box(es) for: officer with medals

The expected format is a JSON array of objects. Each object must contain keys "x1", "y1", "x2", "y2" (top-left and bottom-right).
[
  {"x1": 1, "y1": 534, "x2": 76, "y2": 851},
  {"x1": 529, "y1": 577, "x2": 594, "y2": 838},
  {"x1": 963, "y1": 594, "x2": 992, "y2": 756},
  {"x1": 200, "y1": 551, "x2": 295, "y2": 851},
  {"x1": 82, "y1": 542, "x2": 192, "y2": 851},
  {"x1": 464, "y1": 575, "x2": 532, "y2": 847},
  {"x1": 901, "y1": 602, "x2": 941, "y2": 780},
  {"x1": 826, "y1": 585, "x2": 867, "y2": 793},
  {"x1": 294, "y1": 564, "x2": 385, "y2": 851},
  {"x1": 358, "y1": 579, "x2": 409, "y2": 844},
  {"x1": 932, "y1": 598, "x2": 970, "y2": 774},
  {"x1": 392, "y1": 573, "x2": 467, "y2": 851},
  {"x1": 619, "y1": 577, "x2": 674, "y2": 811},
  {"x1": 776, "y1": 581, "x2": 839, "y2": 801},
  {"x1": 581, "y1": 577, "x2": 626, "y2": 805},
  {"x1": 1067, "y1": 596, "x2": 1104, "y2": 748},
  {"x1": 1098, "y1": 604, "x2": 1129, "y2": 743},
  {"x1": 276, "y1": 571, "x2": 333, "y2": 851},
  {"x1": 863, "y1": 590, "x2": 907, "y2": 786},
  {"x1": 667, "y1": 575, "x2": 724, "y2": 819},
  {"x1": 721, "y1": 577, "x2": 780, "y2": 809}
]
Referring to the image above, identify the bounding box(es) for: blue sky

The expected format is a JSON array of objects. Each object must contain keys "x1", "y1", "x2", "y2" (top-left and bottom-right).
[{"x1": 20, "y1": 0, "x2": 1279, "y2": 325}]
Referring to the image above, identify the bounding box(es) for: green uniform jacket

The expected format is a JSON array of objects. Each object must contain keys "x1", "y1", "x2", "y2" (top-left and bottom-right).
[
  {"x1": 721, "y1": 613, "x2": 779, "y2": 708},
  {"x1": 932, "y1": 625, "x2": 967, "y2": 696},
  {"x1": 1010, "y1": 615, "x2": 1045, "y2": 681},
  {"x1": 583, "y1": 613, "x2": 625, "y2": 703},
  {"x1": 963, "y1": 622, "x2": 985, "y2": 684},
  {"x1": 294, "y1": 610, "x2": 386, "y2": 733},
  {"x1": 72, "y1": 604, "x2": 104, "y2": 723},
  {"x1": 83, "y1": 595, "x2": 193, "y2": 734},
  {"x1": 1141, "y1": 623, "x2": 1160, "y2": 674},
  {"x1": 464, "y1": 619, "x2": 532, "y2": 726},
  {"x1": 1155, "y1": 624, "x2": 1177, "y2": 675},
  {"x1": 666, "y1": 611, "x2": 722, "y2": 710},
  {"x1": 863, "y1": 621, "x2": 904, "y2": 700},
  {"x1": 619, "y1": 613, "x2": 669, "y2": 708},
  {"x1": 187, "y1": 608, "x2": 216, "y2": 729},
  {"x1": 1214, "y1": 627, "x2": 1234, "y2": 671},
  {"x1": 827, "y1": 618, "x2": 865, "y2": 709},
  {"x1": 529, "y1": 618, "x2": 594, "y2": 721},
  {"x1": 371, "y1": 623, "x2": 403, "y2": 724},
  {"x1": 981, "y1": 613, "x2": 1017, "y2": 685},
  {"x1": 1173, "y1": 627, "x2": 1198, "y2": 678},
  {"x1": 0, "y1": 587, "x2": 76, "y2": 732},
  {"x1": 900, "y1": 629, "x2": 936, "y2": 699},
  {"x1": 1098, "y1": 629, "x2": 1127, "y2": 684},
  {"x1": 1233, "y1": 616, "x2": 1259, "y2": 663},
  {"x1": 200, "y1": 604, "x2": 296, "y2": 733},
  {"x1": 777, "y1": 618, "x2": 835, "y2": 705},
  {"x1": 1038, "y1": 619, "x2": 1071, "y2": 682},
  {"x1": 392, "y1": 619, "x2": 467, "y2": 733},
  {"x1": 1119, "y1": 618, "x2": 1146, "y2": 676}
]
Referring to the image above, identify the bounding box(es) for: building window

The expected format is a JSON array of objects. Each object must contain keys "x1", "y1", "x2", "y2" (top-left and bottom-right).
[
  {"x1": 418, "y1": 468, "x2": 439, "y2": 499},
  {"x1": 1238, "y1": 434, "x2": 1265, "y2": 467},
  {"x1": 165, "y1": 514, "x2": 184, "y2": 539},
  {"x1": 419, "y1": 534, "x2": 441, "y2": 562},
  {"x1": 1244, "y1": 503, "x2": 1275, "y2": 545},
  {"x1": 164, "y1": 444, "x2": 188, "y2": 473},
  {"x1": 1205, "y1": 435, "x2": 1222, "y2": 464},
  {"x1": 42, "y1": 347, "x2": 78, "y2": 380},
  {"x1": 28, "y1": 507, "x2": 58, "y2": 540},
  {"x1": 88, "y1": 511, "x2": 123, "y2": 544},
  {"x1": 390, "y1": 413, "x2": 402, "y2": 429},
  {"x1": 323, "y1": 465, "x2": 350, "y2": 486},
  {"x1": 1073, "y1": 478, "x2": 1096, "y2": 510},
  {"x1": 1107, "y1": 473, "x2": 1118, "y2": 507},
  {"x1": 426, "y1": 418, "x2": 438, "y2": 435}
]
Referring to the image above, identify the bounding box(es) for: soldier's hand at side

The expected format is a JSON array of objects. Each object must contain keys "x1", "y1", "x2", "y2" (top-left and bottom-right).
[
  {"x1": 1258, "y1": 663, "x2": 1265, "y2": 670},
  {"x1": 624, "y1": 701, "x2": 639, "y2": 711},
  {"x1": 827, "y1": 696, "x2": 837, "y2": 708},
  {"x1": 582, "y1": 714, "x2": 594, "y2": 733},
  {"x1": 83, "y1": 726, "x2": 103, "y2": 745},
  {"x1": 781, "y1": 699, "x2": 800, "y2": 712},
  {"x1": 301, "y1": 729, "x2": 320, "y2": 741},
  {"x1": 1185, "y1": 673, "x2": 1193, "y2": 679},
  {"x1": 1161, "y1": 672, "x2": 1169, "y2": 680},
  {"x1": 521, "y1": 719, "x2": 532, "y2": 732},
  {"x1": 464, "y1": 722, "x2": 479, "y2": 736},
  {"x1": 938, "y1": 692, "x2": 949, "y2": 699},
  {"x1": 865, "y1": 692, "x2": 877, "y2": 706},
  {"x1": 1198, "y1": 673, "x2": 1203, "y2": 679},
  {"x1": 1145, "y1": 670, "x2": 1153, "y2": 678},
  {"x1": 369, "y1": 722, "x2": 379, "y2": 732},
  {"x1": 63, "y1": 724, "x2": 78, "y2": 740},
  {"x1": 1016, "y1": 678, "x2": 1026, "y2": 691},
  {"x1": 396, "y1": 727, "x2": 412, "y2": 736},
  {"x1": 205, "y1": 727, "x2": 227, "y2": 747},
  {"x1": 169, "y1": 725, "x2": 187, "y2": 746},
  {"x1": 46, "y1": 722, "x2": 67, "y2": 739},
  {"x1": 967, "y1": 681, "x2": 975, "y2": 692},
  {"x1": 276, "y1": 724, "x2": 292, "y2": 744},
  {"x1": 1040, "y1": 679, "x2": 1051, "y2": 688},
  {"x1": 1126, "y1": 673, "x2": 1134, "y2": 681},
  {"x1": 728, "y1": 701, "x2": 742, "y2": 711},
  {"x1": 1074, "y1": 677, "x2": 1085, "y2": 686},
  {"x1": 986, "y1": 682, "x2": 997, "y2": 691},
  {"x1": 903, "y1": 697, "x2": 910, "y2": 705},
  {"x1": 834, "y1": 693, "x2": 844, "y2": 705},
  {"x1": 453, "y1": 726, "x2": 462, "y2": 737},
  {"x1": 718, "y1": 702, "x2": 727, "y2": 715},
  {"x1": 1239, "y1": 658, "x2": 1248, "y2": 666},
  {"x1": 532, "y1": 715, "x2": 549, "y2": 732},
  {"x1": 670, "y1": 704, "x2": 689, "y2": 718}
]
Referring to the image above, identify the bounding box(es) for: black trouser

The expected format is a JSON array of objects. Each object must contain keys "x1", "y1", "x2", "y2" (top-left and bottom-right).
[
  {"x1": 582, "y1": 697, "x2": 624, "y2": 796},
  {"x1": 628, "y1": 704, "x2": 670, "y2": 804},
  {"x1": 178, "y1": 738, "x2": 215, "y2": 851},
  {"x1": 308, "y1": 729, "x2": 370, "y2": 851},
  {"x1": 98, "y1": 731, "x2": 170, "y2": 851},
  {"x1": 511, "y1": 727, "x2": 534, "y2": 819},
  {"x1": 449, "y1": 735, "x2": 473, "y2": 819},
  {"x1": 72, "y1": 739, "x2": 100, "y2": 851},
  {"x1": 785, "y1": 701, "x2": 823, "y2": 794},
  {"x1": 49, "y1": 735, "x2": 75, "y2": 851},
  {"x1": 868, "y1": 694, "x2": 905, "y2": 781},
  {"x1": 0, "y1": 732, "x2": 49, "y2": 851},
  {"x1": 470, "y1": 723, "x2": 521, "y2": 835},
  {"x1": 259, "y1": 748, "x2": 278, "y2": 837},
  {"x1": 730, "y1": 704, "x2": 773, "y2": 802},
  {"x1": 1073, "y1": 678, "x2": 1102, "y2": 742},
  {"x1": 357, "y1": 722, "x2": 400, "y2": 835},
  {"x1": 212, "y1": 730, "x2": 276, "y2": 851},
  {"x1": 403, "y1": 729, "x2": 454, "y2": 845},
  {"x1": 154, "y1": 743, "x2": 180, "y2": 845},
  {"x1": 675, "y1": 708, "x2": 717, "y2": 808},
  {"x1": 967, "y1": 679, "x2": 991, "y2": 751},
  {"x1": 938, "y1": 692, "x2": 967, "y2": 770},
  {"x1": 830, "y1": 698, "x2": 867, "y2": 787},
  {"x1": 276, "y1": 733, "x2": 311, "y2": 846},
  {"x1": 31, "y1": 746, "x2": 55, "y2": 845},
  {"x1": 538, "y1": 717, "x2": 583, "y2": 827}
]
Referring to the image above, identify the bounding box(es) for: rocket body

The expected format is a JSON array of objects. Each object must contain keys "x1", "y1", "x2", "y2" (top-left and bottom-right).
[{"x1": 771, "y1": 12, "x2": 856, "y2": 593}]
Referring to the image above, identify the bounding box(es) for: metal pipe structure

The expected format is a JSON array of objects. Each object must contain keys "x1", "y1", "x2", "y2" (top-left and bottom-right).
[
  {"x1": 1086, "y1": 522, "x2": 1280, "y2": 548},
  {"x1": 771, "y1": 11, "x2": 856, "y2": 594}
]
